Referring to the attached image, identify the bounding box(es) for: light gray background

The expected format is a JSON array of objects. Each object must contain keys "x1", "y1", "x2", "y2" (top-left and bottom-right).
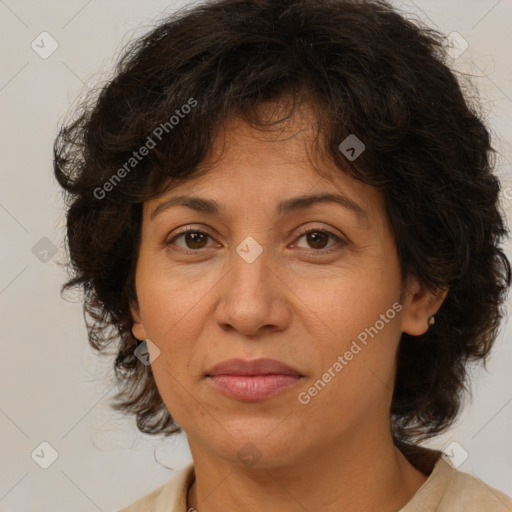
[{"x1": 1, "y1": 1, "x2": 511, "y2": 511}]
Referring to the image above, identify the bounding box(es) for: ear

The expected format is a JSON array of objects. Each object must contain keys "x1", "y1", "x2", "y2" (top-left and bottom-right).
[
  {"x1": 400, "y1": 274, "x2": 448, "y2": 336},
  {"x1": 130, "y1": 300, "x2": 148, "y2": 341}
]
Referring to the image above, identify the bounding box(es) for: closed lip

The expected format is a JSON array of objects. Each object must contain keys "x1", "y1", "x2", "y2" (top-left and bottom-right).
[{"x1": 206, "y1": 358, "x2": 303, "y2": 377}]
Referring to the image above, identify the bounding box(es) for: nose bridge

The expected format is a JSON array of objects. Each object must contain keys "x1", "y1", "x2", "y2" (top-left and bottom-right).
[
  {"x1": 215, "y1": 233, "x2": 285, "y2": 334},
  {"x1": 229, "y1": 234, "x2": 272, "y2": 300}
]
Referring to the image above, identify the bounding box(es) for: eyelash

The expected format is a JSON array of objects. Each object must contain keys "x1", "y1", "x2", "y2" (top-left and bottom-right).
[{"x1": 166, "y1": 226, "x2": 346, "y2": 255}]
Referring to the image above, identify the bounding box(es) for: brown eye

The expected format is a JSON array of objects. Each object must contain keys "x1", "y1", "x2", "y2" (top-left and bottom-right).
[
  {"x1": 295, "y1": 228, "x2": 345, "y2": 251},
  {"x1": 166, "y1": 227, "x2": 346, "y2": 255},
  {"x1": 182, "y1": 232, "x2": 209, "y2": 249},
  {"x1": 305, "y1": 231, "x2": 329, "y2": 249},
  {"x1": 167, "y1": 229, "x2": 214, "y2": 251}
]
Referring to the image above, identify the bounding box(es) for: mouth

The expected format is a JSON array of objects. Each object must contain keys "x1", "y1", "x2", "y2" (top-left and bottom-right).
[{"x1": 205, "y1": 358, "x2": 304, "y2": 402}]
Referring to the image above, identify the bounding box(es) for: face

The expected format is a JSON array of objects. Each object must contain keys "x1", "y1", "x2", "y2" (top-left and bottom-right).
[{"x1": 131, "y1": 104, "x2": 436, "y2": 469}]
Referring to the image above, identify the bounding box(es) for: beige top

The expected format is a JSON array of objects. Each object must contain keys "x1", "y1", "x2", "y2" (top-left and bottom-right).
[{"x1": 117, "y1": 457, "x2": 512, "y2": 511}]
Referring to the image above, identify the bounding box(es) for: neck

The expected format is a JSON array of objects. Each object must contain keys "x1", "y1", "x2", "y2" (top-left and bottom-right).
[{"x1": 186, "y1": 426, "x2": 428, "y2": 512}]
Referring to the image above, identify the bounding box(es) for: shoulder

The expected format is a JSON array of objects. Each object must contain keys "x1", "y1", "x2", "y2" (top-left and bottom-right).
[
  {"x1": 116, "y1": 463, "x2": 195, "y2": 512},
  {"x1": 439, "y1": 463, "x2": 512, "y2": 511},
  {"x1": 402, "y1": 456, "x2": 512, "y2": 512}
]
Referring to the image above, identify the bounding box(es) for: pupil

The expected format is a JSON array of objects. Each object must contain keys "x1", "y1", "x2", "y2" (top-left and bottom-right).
[{"x1": 308, "y1": 232, "x2": 327, "y2": 249}]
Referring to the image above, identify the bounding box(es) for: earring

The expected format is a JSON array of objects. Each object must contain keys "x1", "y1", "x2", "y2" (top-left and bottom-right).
[{"x1": 428, "y1": 315, "x2": 435, "y2": 326}]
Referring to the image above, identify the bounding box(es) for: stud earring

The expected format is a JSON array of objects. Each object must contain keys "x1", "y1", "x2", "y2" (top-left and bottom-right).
[{"x1": 428, "y1": 315, "x2": 435, "y2": 326}]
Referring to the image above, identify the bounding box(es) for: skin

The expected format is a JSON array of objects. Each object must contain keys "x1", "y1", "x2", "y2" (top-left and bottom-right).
[{"x1": 131, "y1": 102, "x2": 447, "y2": 512}]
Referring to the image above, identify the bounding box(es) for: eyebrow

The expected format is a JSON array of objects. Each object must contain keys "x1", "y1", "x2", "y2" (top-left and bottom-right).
[{"x1": 150, "y1": 192, "x2": 368, "y2": 221}]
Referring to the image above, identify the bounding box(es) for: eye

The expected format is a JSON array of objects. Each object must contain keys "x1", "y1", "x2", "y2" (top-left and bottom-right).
[
  {"x1": 293, "y1": 227, "x2": 346, "y2": 252},
  {"x1": 166, "y1": 226, "x2": 346, "y2": 254},
  {"x1": 166, "y1": 227, "x2": 217, "y2": 252}
]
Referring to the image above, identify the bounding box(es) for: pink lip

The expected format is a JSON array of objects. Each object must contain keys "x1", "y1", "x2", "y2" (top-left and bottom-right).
[{"x1": 206, "y1": 358, "x2": 303, "y2": 402}]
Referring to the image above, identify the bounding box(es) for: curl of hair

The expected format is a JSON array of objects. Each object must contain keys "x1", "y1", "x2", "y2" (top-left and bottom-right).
[{"x1": 54, "y1": 0, "x2": 511, "y2": 449}]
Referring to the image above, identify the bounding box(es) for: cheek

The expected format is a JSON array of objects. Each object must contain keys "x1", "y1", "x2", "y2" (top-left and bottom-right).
[
  {"x1": 296, "y1": 264, "x2": 402, "y2": 402},
  {"x1": 135, "y1": 253, "x2": 218, "y2": 340},
  {"x1": 135, "y1": 263, "x2": 211, "y2": 394},
  {"x1": 147, "y1": 330, "x2": 201, "y2": 428},
  {"x1": 298, "y1": 320, "x2": 401, "y2": 434},
  {"x1": 294, "y1": 262, "x2": 401, "y2": 345}
]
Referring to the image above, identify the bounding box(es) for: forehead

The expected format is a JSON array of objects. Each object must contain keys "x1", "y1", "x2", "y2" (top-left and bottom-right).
[
  {"x1": 204, "y1": 100, "x2": 327, "y2": 173},
  {"x1": 143, "y1": 103, "x2": 386, "y2": 223}
]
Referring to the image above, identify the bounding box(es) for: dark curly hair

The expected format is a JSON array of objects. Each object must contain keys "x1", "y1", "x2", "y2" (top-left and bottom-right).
[{"x1": 53, "y1": 0, "x2": 511, "y2": 453}]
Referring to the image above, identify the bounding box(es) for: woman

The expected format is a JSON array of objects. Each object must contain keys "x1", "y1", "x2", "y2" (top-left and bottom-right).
[{"x1": 53, "y1": 0, "x2": 512, "y2": 510}]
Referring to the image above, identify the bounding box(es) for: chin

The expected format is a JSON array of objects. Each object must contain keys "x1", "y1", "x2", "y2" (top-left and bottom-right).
[{"x1": 208, "y1": 423, "x2": 307, "y2": 469}]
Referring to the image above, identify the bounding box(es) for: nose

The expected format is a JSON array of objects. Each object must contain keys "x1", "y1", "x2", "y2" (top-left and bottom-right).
[{"x1": 214, "y1": 239, "x2": 292, "y2": 337}]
